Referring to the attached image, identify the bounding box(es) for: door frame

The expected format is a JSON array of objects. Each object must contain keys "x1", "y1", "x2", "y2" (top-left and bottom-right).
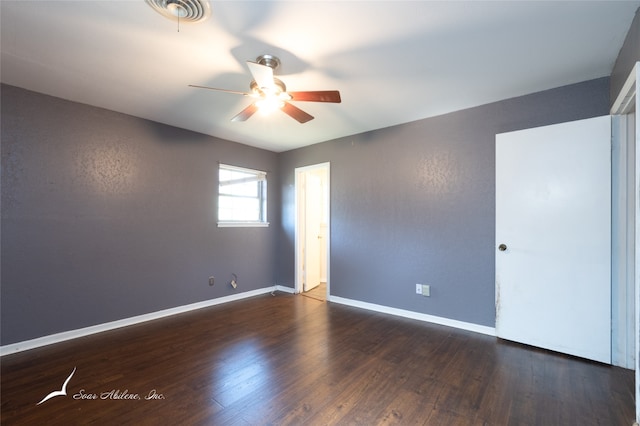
[
  {"x1": 611, "y1": 62, "x2": 640, "y2": 423},
  {"x1": 295, "y1": 162, "x2": 330, "y2": 298},
  {"x1": 610, "y1": 61, "x2": 638, "y2": 423}
]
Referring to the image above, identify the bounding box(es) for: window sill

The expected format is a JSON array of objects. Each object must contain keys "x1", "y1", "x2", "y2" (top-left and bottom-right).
[{"x1": 217, "y1": 222, "x2": 270, "y2": 228}]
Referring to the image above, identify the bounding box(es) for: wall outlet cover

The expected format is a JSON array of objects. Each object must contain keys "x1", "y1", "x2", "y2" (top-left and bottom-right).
[
  {"x1": 422, "y1": 284, "x2": 430, "y2": 297},
  {"x1": 416, "y1": 284, "x2": 422, "y2": 295}
]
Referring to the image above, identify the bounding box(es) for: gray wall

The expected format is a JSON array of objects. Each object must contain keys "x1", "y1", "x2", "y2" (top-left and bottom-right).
[
  {"x1": 0, "y1": 77, "x2": 622, "y2": 344},
  {"x1": 611, "y1": 7, "x2": 640, "y2": 105},
  {"x1": 277, "y1": 78, "x2": 610, "y2": 327},
  {"x1": 1, "y1": 85, "x2": 279, "y2": 345}
]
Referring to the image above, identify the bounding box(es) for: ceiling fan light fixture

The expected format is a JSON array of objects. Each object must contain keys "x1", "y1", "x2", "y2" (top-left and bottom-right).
[
  {"x1": 189, "y1": 54, "x2": 341, "y2": 123},
  {"x1": 255, "y1": 96, "x2": 285, "y2": 115},
  {"x1": 145, "y1": 0, "x2": 211, "y2": 23},
  {"x1": 279, "y1": 92, "x2": 293, "y2": 102},
  {"x1": 249, "y1": 78, "x2": 289, "y2": 98}
]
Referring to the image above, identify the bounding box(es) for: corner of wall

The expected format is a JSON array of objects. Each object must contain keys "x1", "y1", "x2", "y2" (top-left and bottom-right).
[{"x1": 610, "y1": 7, "x2": 640, "y2": 105}]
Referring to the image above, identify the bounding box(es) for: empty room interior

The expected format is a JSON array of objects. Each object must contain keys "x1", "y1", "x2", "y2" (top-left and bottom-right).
[{"x1": 2, "y1": 1, "x2": 640, "y2": 424}]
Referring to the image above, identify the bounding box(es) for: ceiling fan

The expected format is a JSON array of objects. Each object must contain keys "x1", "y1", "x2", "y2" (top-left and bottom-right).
[{"x1": 189, "y1": 54, "x2": 341, "y2": 124}]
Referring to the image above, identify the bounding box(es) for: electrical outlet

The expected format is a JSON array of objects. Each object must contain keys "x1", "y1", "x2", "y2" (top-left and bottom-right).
[
  {"x1": 230, "y1": 273, "x2": 238, "y2": 289},
  {"x1": 208, "y1": 276, "x2": 215, "y2": 286},
  {"x1": 416, "y1": 284, "x2": 423, "y2": 295},
  {"x1": 422, "y1": 284, "x2": 430, "y2": 297}
]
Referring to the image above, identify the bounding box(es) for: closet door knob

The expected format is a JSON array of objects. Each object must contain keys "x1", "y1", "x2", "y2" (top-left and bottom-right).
[{"x1": 498, "y1": 244, "x2": 507, "y2": 252}]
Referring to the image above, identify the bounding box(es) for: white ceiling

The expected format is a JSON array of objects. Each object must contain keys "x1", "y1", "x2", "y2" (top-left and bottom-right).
[{"x1": 2, "y1": 1, "x2": 638, "y2": 152}]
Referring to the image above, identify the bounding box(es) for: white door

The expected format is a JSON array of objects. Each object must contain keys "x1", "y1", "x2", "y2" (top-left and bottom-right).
[
  {"x1": 495, "y1": 115, "x2": 611, "y2": 364},
  {"x1": 304, "y1": 172, "x2": 323, "y2": 291}
]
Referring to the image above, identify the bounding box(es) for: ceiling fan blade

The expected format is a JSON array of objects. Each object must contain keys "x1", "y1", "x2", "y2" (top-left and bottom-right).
[
  {"x1": 247, "y1": 61, "x2": 275, "y2": 91},
  {"x1": 231, "y1": 103, "x2": 259, "y2": 122},
  {"x1": 189, "y1": 85, "x2": 252, "y2": 96},
  {"x1": 288, "y1": 90, "x2": 342, "y2": 103},
  {"x1": 281, "y1": 102, "x2": 314, "y2": 123}
]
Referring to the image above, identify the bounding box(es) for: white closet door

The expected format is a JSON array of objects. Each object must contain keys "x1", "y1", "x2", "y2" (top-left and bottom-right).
[{"x1": 496, "y1": 115, "x2": 611, "y2": 364}]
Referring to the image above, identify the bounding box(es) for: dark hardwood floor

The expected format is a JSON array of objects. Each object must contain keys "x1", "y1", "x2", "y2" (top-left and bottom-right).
[
  {"x1": 303, "y1": 282, "x2": 327, "y2": 301},
  {"x1": 1, "y1": 292, "x2": 635, "y2": 425}
]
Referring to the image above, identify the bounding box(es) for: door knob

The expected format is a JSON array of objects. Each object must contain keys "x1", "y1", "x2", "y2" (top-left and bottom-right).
[{"x1": 498, "y1": 244, "x2": 507, "y2": 252}]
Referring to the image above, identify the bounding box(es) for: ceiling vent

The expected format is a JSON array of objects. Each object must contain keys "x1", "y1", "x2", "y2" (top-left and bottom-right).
[{"x1": 145, "y1": 0, "x2": 211, "y2": 23}]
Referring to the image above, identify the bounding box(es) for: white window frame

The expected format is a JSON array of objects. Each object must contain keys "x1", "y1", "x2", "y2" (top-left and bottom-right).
[{"x1": 217, "y1": 163, "x2": 269, "y2": 227}]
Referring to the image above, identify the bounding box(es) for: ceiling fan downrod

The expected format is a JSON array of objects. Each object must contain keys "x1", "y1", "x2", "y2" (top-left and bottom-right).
[{"x1": 256, "y1": 54, "x2": 281, "y2": 71}]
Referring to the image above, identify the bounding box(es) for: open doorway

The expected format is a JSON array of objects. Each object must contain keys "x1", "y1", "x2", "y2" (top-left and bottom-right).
[{"x1": 295, "y1": 163, "x2": 330, "y2": 301}]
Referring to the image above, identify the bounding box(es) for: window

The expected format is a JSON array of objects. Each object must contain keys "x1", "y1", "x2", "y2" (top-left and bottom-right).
[{"x1": 218, "y1": 164, "x2": 268, "y2": 227}]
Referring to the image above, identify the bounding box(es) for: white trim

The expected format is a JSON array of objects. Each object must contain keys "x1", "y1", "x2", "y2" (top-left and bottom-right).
[
  {"x1": 329, "y1": 295, "x2": 496, "y2": 337},
  {"x1": 219, "y1": 163, "x2": 267, "y2": 177},
  {"x1": 611, "y1": 61, "x2": 640, "y2": 424},
  {"x1": 2, "y1": 285, "x2": 495, "y2": 356},
  {"x1": 1, "y1": 286, "x2": 278, "y2": 356},
  {"x1": 295, "y1": 162, "x2": 331, "y2": 299},
  {"x1": 294, "y1": 170, "x2": 302, "y2": 294},
  {"x1": 611, "y1": 114, "x2": 635, "y2": 369},
  {"x1": 217, "y1": 221, "x2": 269, "y2": 227},
  {"x1": 635, "y1": 63, "x2": 640, "y2": 426},
  {"x1": 611, "y1": 62, "x2": 638, "y2": 115}
]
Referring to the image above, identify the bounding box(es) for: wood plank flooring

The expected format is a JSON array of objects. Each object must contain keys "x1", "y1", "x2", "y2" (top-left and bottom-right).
[
  {"x1": 303, "y1": 282, "x2": 327, "y2": 301},
  {"x1": 1, "y1": 292, "x2": 635, "y2": 425}
]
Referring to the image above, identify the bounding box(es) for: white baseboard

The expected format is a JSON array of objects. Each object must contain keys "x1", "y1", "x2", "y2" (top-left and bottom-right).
[
  {"x1": 329, "y1": 295, "x2": 496, "y2": 337},
  {"x1": 0, "y1": 286, "x2": 280, "y2": 356},
  {"x1": 2, "y1": 287, "x2": 495, "y2": 356},
  {"x1": 275, "y1": 285, "x2": 295, "y2": 294}
]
